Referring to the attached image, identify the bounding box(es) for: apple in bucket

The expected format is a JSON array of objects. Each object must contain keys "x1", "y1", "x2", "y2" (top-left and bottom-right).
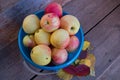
[
  {"x1": 30, "y1": 45, "x2": 51, "y2": 66},
  {"x1": 50, "y1": 29, "x2": 70, "y2": 49},
  {"x1": 60, "y1": 15, "x2": 80, "y2": 35},
  {"x1": 52, "y1": 48, "x2": 68, "y2": 64},
  {"x1": 23, "y1": 35, "x2": 36, "y2": 48},
  {"x1": 40, "y1": 13, "x2": 60, "y2": 32},
  {"x1": 22, "y1": 14, "x2": 40, "y2": 34},
  {"x1": 45, "y1": 2, "x2": 62, "y2": 18},
  {"x1": 34, "y1": 29, "x2": 51, "y2": 45},
  {"x1": 66, "y1": 36, "x2": 80, "y2": 52}
]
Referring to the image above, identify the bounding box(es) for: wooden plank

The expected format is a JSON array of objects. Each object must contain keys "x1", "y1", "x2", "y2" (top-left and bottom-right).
[
  {"x1": 0, "y1": 40, "x2": 34, "y2": 80},
  {"x1": 0, "y1": 0, "x2": 19, "y2": 12},
  {"x1": 96, "y1": 55, "x2": 120, "y2": 80},
  {"x1": 33, "y1": 74, "x2": 60, "y2": 80},
  {"x1": 0, "y1": 0, "x2": 72, "y2": 80},
  {"x1": 63, "y1": 0, "x2": 120, "y2": 33},
  {"x1": 34, "y1": 73, "x2": 79, "y2": 80},
  {"x1": 77, "y1": 6, "x2": 120, "y2": 80}
]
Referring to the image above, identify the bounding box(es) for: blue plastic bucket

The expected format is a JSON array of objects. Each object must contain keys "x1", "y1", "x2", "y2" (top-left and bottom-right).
[{"x1": 18, "y1": 10, "x2": 84, "y2": 71}]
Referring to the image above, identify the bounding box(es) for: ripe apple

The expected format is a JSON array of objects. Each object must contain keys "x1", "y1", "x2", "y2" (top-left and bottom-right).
[
  {"x1": 50, "y1": 29, "x2": 70, "y2": 49},
  {"x1": 60, "y1": 15, "x2": 80, "y2": 35},
  {"x1": 52, "y1": 48, "x2": 68, "y2": 64},
  {"x1": 45, "y1": 2, "x2": 62, "y2": 17},
  {"x1": 23, "y1": 14, "x2": 40, "y2": 34},
  {"x1": 34, "y1": 29, "x2": 50, "y2": 45},
  {"x1": 40, "y1": 13, "x2": 60, "y2": 32},
  {"x1": 66, "y1": 36, "x2": 79, "y2": 52},
  {"x1": 30, "y1": 45, "x2": 51, "y2": 66},
  {"x1": 23, "y1": 35, "x2": 36, "y2": 48}
]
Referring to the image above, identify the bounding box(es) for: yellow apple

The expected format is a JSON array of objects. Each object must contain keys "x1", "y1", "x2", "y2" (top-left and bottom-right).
[
  {"x1": 34, "y1": 29, "x2": 50, "y2": 45},
  {"x1": 50, "y1": 29, "x2": 70, "y2": 49},
  {"x1": 30, "y1": 45, "x2": 51, "y2": 66},
  {"x1": 23, "y1": 14, "x2": 40, "y2": 34}
]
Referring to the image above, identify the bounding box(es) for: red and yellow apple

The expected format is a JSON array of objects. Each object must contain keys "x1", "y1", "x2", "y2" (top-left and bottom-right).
[
  {"x1": 23, "y1": 35, "x2": 36, "y2": 48},
  {"x1": 30, "y1": 45, "x2": 51, "y2": 66},
  {"x1": 40, "y1": 13, "x2": 60, "y2": 32},
  {"x1": 60, "y1": 15, "x2": 80, "y2": 35},
  {"x1": 50, "y1": 29, "x2": 70, "y2": 49},
  {"x1": 45, "y1": 2, "x2": 62, "y2": 17},
  {"x1": 66, "y1": 36, "x2": 79, "y2": 52},
  {"x1": 52, "y1": 48, "x2": 68, "y2": 64},
  {"x1": 23, "y1": 14, "x2": 40, "y2": 34},
  {"x1": 34, "y1": 29, "x2": 50, "y2": 45}
]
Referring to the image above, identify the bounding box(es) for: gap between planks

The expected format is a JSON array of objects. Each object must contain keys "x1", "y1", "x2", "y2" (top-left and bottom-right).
[{"x1": 96, "y1": 54, "x2": 120, "y2": 80}]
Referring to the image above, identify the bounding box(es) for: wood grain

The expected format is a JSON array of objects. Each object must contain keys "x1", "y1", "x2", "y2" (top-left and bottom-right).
[
  {"x1": 34, "y1": 74, "x2": 79, "y2": 80},
  {"x1": 78, "y1": 6, "x2": 120, "y2": 80},
  {"x1": 0, "y1": 0, "x2": 19, "y2": 12},
  {"x1": 0, "y1": 40, "x2": 34, "y2": 80},
  {"x1": 63, "y1": 0, "x2": 120, "y2": 33},
  {"x1": 96, "y1": 55, "x2": 120, "y2": 80}
]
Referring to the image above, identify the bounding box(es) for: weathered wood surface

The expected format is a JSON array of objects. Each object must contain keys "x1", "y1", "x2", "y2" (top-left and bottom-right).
[
  {"x1": 97, "y1": 55, "x2": 120, "y2": 80},
  {"x1": 79, "y1": 5, "x2": 120, "y2": 80},
  {"x1": 0, "y1": 0, "x2": 19, "y2": 12},
  {"x1": 63, "y1": 0, "x2": 120, "y2": 33},
  {"x1": 0, "y1": 40, "x2": 34, "y2": 80},
  {"x1": 34, "y1": 74, "x2": 79, "y2": 80},
  {"x1": 0, "y1": 0, "x2": 120, "y2": 80}
]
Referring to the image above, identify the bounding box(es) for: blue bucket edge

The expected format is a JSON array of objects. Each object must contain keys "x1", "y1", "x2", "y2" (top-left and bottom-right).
[{"x1": 18, "y1": 10, "x2": 85, "y2": 71}]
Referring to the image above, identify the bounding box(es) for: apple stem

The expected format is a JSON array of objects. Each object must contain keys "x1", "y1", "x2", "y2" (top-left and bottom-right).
[
  {"x1": 47, "y1": 21, "x2": 49, "y2": 24},
  {"x1": 71, "y1": 27, "x2": 74, "y2": 30}
]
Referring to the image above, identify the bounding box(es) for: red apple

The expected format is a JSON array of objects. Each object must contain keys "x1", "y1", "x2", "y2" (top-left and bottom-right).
[
  {"x1": 66, "y1": 36, "x2": 79, "y2": 52},
  {"x1": 23, "y1": 35, "x2": 36, "y2": 48},
  {"x1": 52, "y1": 48, "x2": 68, "y2": 64},
  {"x1": 45, "y1": 2, "x2": 62, "y2": 17},
  {"x1": 40, "y1": 13, "x2": 60, "y2": 32}
]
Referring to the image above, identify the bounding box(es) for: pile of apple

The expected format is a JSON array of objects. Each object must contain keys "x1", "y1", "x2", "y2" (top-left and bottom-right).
[{"x1": 22, "y1": 2, "x2": 80, "y2": 66}]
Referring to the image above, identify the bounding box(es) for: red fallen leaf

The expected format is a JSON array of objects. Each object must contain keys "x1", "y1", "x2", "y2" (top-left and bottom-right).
[
  {"x1": 63, "y1": 65, "x2": 77, "y2": 75},
  {"x1": 75, "y1": 64, "x2": 90, "y2": 76},
  {"x1": 63, "y1": 64, "x2": 90, "y2": 76},
  {"x1": 78, "y1": 50, "x2": 88, "y2": 59}
]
